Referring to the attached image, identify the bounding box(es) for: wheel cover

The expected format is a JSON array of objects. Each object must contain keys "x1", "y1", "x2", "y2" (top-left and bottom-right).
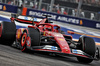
[
  {"x1": 21, "y1": 33, "x2": 27, "y2": 51},
  {"x1": 26, "y1": 36, "x2": 31, "y2": 47},
  {"x1": 21, "y1": 35, "x2": 26, "y2": 46}
]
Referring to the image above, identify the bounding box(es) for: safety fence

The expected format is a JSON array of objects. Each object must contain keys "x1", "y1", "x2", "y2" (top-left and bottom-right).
[
  {"x1": 0, "y1": 3, "x2": 100, "y2": 29},
  {"x1": 0, "y1": 3, "x2": 18, "y2": 13},
  {"x1": 25, "y1": 8, "x2": 100, "y2": 29}
]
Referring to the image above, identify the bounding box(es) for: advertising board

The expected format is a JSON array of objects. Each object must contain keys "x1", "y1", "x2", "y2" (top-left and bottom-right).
[{"x1": 26, "y1": 8, "x2": 100, "y2": 29}]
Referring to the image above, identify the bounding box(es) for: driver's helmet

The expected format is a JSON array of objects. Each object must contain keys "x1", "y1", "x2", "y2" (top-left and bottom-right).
[{"x1": 44, "y1": 25, "x2": 52, "y2": 31}]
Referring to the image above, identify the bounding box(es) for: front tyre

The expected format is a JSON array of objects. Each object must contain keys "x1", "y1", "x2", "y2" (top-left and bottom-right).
[
  {"x1": 28, "y1": 27, "x2": 40, "y2": 46},
  {"x1": 77, "y1": 36, "x2": 96, "y2": 63},
  {"x1": 77, "y1": 57, "x2": 93, "y2": 63}
]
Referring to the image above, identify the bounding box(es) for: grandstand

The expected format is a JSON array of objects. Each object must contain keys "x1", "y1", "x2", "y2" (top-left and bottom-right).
[{"x1": 0, "y1": 0, "x2": 100, "y2": 21}]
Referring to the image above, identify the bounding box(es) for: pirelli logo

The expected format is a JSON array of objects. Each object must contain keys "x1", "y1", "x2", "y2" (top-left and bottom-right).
[{"x1": 0, "y1": 5, "x2": 2, "y2": 9}]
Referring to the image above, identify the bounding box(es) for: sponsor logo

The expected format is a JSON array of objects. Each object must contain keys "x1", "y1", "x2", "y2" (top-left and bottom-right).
[
  {"x1": 43, "y1": 45, "x2": 58, "y2": 50},
  {"x1": 34, "y1": 18, "x2": 37, "y2": 21},
  {"x1": 96, "y1": 23, "x2": 100, "y2": 28},
  {"x1": 3, "y1": 5, "x2": 6, "y2": 11},
  {"x1": 51, "y1": 46, "x2": 57, "y2": 50},
  {"x1": 57, "y1": 16, "x2": 80, "y2": 24},
  {"x1": 29, "y1": 11, "x2": 80, "y2": 24},
  {"x1": 72, "y1": 49, "x2": 84, "y2": 55},
  {"x1": 17, "y1": 29, "x2": 21, "y2": 39},
  {"x1": 24, "y1": 17, "x2": 28, "y2": 20},
  {"x1": 80, "y1": 20, "x2": 83, "y2": 25},
  {"x1": 0, "y1": 5, "x2": 2, "y2": 10},
  {"x1": 29, "y1": 11, "x2": 57, "y2": 20}
]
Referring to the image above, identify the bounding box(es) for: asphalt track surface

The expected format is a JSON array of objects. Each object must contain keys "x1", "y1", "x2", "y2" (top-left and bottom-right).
[
  {"x1": 0, "y1": 44, "x2": 100, "y2": 66},
  {"x1": 0, "y1": 11, "x2": 100, "y2": 66}
]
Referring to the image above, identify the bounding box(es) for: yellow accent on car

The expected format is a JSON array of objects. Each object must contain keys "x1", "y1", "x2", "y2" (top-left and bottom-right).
[
  {"x1": 44, "y1": 32, "x2": 45, "y2": 36},
  {"x1": 58, "y1": 38, "x2": 64, "y2": 41},
  {"x1": 21, "y1": 28, "x2": 25, "y2": 32},
  {"x1": 17, "y1": 30, "x2": 20, "y2": 39},
  {"x1": 66, "y1": 50, "x2": 68, "y2": 52}
]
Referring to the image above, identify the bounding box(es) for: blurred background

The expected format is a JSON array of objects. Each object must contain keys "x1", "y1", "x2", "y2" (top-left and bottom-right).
[{"x1": 0, "y1": 0, "x2": 100, "y2": 21}]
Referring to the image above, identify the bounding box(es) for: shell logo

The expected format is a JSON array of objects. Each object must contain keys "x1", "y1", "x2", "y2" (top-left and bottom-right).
[
  {"x1": 17, "y1": 28, "x2": 25, "y2": 39},
  {"x1": 80, "y1": 20, "x2": 83, "y2": 25},
  {"x1": 3, "y1": 5, "x2": 6, "y2": 11}
]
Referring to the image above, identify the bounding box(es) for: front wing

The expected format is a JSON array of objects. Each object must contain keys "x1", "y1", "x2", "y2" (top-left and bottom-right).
[{"x1": 30, "y1": 45, "x2": 94, "y2": 60}]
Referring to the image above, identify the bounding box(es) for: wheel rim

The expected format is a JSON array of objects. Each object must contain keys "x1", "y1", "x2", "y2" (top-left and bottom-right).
[
  {"x1": 26, "y1": 37, "x2": 31, "y2": 47},
  {"x1": 21, "y1": 33, "x2": 27, "y2": 51},
  {"x1": 22, "y1": 35, "x2": 25, "y2": 45},
  {"x1": 95, "y1": 48, "x2": 100, "y2": 60}
]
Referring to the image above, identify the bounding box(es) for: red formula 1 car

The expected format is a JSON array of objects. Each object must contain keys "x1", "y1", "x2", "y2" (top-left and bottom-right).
[{"x1": 0, "y1": 14, "x2": 100, "y2": 63}]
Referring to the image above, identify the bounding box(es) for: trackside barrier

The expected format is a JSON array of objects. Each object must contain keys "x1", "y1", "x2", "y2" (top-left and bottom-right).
[
  {"x1": 23, "y1": 8, "x2": 100, "y2": 29},
  {"x1": 22, "y1": 7, "x2": 27, "y2": 16},
  {"x1": 0, "y1": 3, "x2": 100, "y2": 29},
  {"x1": 0, "y1": 3, "x2": 18, "y2": 13}
]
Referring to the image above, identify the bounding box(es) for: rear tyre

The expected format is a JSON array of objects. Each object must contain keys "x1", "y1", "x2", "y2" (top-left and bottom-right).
[
  {"x1": 0, "y1": 22, "x2": 16, "y2": 45},
  {"x1": 77, "y1": 36, "x2": 96, "y2": 63}
]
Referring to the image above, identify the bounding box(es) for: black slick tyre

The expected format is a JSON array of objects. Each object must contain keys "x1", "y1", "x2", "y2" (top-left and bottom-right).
[
  {"x1": 77, "y1": 36, "x2": 96, "y2": 63},
  {"x1": 0, "y1": 22, "x2": 16, "y2": 45},
  {"x1": 77, "y1": 57, "x2": 93, "y2": 63}
]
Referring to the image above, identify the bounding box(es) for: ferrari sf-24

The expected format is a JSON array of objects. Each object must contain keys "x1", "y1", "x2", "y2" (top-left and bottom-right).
[{"x1": 0, "y1": 14, "x2": 99, "y2": 63}]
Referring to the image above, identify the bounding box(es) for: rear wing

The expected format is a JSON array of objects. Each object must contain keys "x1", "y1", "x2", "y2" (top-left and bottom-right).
[
  {"x1": 11, "y1": 14, "x2": 43, "y2": 29},
  {"x1": 11, "y1": 14, "x2": 53, "y2": 29},
  {"x1": 11, "y1": 14, "x2": 42, "y2": 22}
]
